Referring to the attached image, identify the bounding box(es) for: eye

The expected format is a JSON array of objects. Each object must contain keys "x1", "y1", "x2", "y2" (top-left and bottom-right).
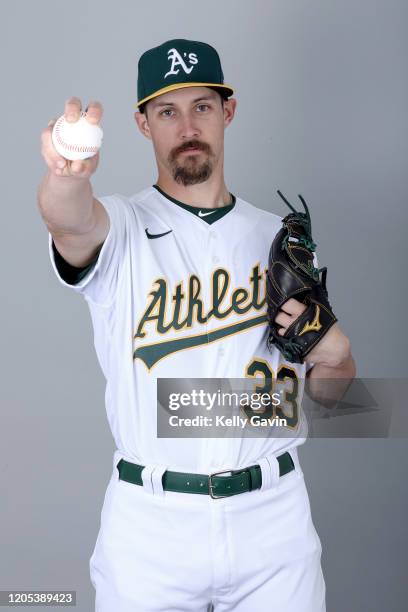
[
  {"x1": 196, "y1": 104, "x2": 210, "y2": 112},
  {"x1": 160, "y1": 109, "x2": 174, "y2": 117}
]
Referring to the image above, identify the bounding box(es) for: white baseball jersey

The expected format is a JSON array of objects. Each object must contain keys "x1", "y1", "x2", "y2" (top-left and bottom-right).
[{"x1": 48, "y1": 185, "x2": 313, "y2": 473}]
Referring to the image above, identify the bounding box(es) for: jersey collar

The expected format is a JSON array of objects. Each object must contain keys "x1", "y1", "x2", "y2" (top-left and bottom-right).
[{"x1": 152, "y1": 184, "x2": 236, "y2": 225}]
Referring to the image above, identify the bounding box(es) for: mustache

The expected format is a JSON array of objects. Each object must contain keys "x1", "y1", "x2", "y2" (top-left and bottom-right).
[{"x1": 171, "y1": 140, "x2": 211, "y2": 158}]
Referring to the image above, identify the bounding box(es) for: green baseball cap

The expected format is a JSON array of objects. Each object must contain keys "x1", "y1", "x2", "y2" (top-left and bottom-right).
[{"x1": 136, "y1": 38, "x2": 234, "y2": 110}]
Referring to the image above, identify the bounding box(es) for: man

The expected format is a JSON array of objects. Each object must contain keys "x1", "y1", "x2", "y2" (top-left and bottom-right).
[{"x1": 38, "y1": 38, "x2": 355, "y2": 612}]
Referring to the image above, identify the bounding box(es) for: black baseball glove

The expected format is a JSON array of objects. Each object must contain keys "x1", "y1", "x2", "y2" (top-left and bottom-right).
[{"x1": 266, "y1": 190, "x2": 337, "y2": 364}]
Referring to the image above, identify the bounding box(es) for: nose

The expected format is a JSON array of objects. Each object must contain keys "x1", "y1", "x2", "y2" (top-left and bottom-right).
[{"x1": 179, "y1": 112, "x2": 200, "y2": 140}]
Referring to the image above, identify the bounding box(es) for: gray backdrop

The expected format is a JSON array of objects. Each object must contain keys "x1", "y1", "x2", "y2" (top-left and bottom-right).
[{"x1": 1, "y1": 0, "x2": 407, "y2": 610}]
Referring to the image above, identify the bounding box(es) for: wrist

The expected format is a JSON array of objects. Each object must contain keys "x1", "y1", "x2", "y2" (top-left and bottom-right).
[{"x1": 307, "y1": 330, "x2": 351, "y2": 369}]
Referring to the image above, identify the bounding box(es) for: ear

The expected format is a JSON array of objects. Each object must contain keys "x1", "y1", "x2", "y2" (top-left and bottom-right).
[
  {"x1": 134, "y1": 111, "x2": 152, "y2": 140},
  {"x1": 223, "y1": 98, "x2": 237, "y2": 128}
]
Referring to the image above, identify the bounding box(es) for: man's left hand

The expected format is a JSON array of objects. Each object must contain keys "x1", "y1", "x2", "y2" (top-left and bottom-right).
[{"x1": 274, "y1": 297, "x2": 352, "y2": 368}]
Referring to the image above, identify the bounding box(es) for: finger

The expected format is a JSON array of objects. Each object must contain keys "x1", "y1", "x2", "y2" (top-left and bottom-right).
[
  {"x1": 41, "y1": 127, "x2": 68, "y2": 168},
  {"x1": 55, "y1": 160, "x2": 84, "y2": 177},
  {"x1": 64, "y1": 152, "x2": 99, "y2": 177},
  {"x1": 64, "y1": 96, "x2": 82, "y2": 123},
  {"x1": 41, "y1": 120, "x2": 58, "y2": 144},
  {"x1": 280, "y1": 298, "x2": 307, "y2": 317},
  {"x1": 69, "y1": 160, "x2": 83, "y2": 173},
  {"x1": 84, "y1": 100, "x2": 103, "y2": 125},
  {"x1": 274, "y1": 311, "x2": 292, "y2": 327}
]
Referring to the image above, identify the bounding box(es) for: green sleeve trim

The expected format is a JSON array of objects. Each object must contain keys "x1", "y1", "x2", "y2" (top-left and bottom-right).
[{"x1": 52, "y1": 239, "x2": 101, "y2": 286}]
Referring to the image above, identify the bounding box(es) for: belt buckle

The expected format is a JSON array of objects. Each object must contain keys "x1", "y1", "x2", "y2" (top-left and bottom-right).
[{"x1": 208, "y1": 469, "x2": 235, "y2": 499}]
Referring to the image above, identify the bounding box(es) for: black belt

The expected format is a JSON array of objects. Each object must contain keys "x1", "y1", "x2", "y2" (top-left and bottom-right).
[{"x1": 116, "y1": 451, "x2": 295, "y2": 499}]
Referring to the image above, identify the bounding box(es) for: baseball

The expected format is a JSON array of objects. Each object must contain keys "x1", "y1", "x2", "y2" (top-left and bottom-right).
[{"x1": 51, "y1": 112, "x2": 103, "y2": 161}]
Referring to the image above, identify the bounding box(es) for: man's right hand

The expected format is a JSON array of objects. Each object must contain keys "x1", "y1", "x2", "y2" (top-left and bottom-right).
[{"x1": 41, "y1": 96, "x2": 103, "y2": 179}]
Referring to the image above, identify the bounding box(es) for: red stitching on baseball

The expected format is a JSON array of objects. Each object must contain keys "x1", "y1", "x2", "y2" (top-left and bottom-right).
[{"x1": 53, "y1": 117, "x2": 100, "y2": 153}]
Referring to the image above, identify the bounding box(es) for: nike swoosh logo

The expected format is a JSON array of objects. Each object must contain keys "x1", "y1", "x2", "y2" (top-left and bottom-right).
[
  {"x1": 145, "y1": 228, "x2": 173, "y2": 239},
  {"x1": 198, "y1": 209, "x2": 217, "y2": 217}
]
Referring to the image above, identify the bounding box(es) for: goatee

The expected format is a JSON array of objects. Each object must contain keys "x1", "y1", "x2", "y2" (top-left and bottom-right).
[{"x1": 168, "y1": 141, "x2": 214, "y2": 186}]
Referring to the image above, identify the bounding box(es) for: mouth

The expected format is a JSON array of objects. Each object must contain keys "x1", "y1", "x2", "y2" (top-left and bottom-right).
[{"x1": 180, "y1": 147, "x2": 202, "y2": 154}]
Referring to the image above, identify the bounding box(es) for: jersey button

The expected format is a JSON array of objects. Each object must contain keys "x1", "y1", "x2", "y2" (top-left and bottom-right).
[
  {"x1": 219, "y1": 347, "x2": 225, "y2": 357},
  {"x1": 213, "y1": 255, "x2": 220, "y2": 264}
]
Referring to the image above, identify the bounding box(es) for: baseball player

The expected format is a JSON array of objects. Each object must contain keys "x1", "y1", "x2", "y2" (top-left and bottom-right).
[{"x1": 38, "y1": 38, "x2": 355, "y2": 612}]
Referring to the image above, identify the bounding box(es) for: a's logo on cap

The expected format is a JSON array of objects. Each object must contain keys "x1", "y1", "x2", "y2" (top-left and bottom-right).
[{"x1": 164, "y1": 48, "x2": 198, "y2": 78}]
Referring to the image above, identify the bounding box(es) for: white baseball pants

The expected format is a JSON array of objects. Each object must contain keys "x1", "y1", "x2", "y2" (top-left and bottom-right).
[{"x1": 90, "y1": 449, "x2": 326, "y2": 611}]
